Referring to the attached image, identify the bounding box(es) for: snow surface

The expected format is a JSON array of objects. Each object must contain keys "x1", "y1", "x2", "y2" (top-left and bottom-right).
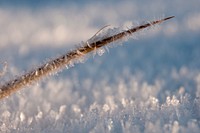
[{"x1": 0, "y1": 0, "x2": 200, "y2": 133}]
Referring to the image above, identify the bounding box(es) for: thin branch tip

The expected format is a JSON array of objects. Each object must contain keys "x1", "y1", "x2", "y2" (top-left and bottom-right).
[{"x1": 164, "y1": 16, "x2": 175, "y2": 21}]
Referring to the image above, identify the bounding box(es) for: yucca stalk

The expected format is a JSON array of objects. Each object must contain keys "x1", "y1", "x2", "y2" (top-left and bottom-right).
[{"x1": 0, "y1": 16, "x2": 174, "y2": 100}]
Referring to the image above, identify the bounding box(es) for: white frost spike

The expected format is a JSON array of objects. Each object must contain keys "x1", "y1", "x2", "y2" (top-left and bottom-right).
[
  {"x1": 105, "y1": 46, "x2": 109, "y2": 53},
  {"x1": 35, "y1": 70, "x2": 38, "y2": 76},
  {"x1": 65, "y1": 65, "x2": 69, "y2": 69},
  {"x1": 69, "y1": 60, "x2": 75, "y2": 67},
  {"x1": 77, "y1": 56, "x2": 87, "y2": 63},
  {"x1": 87, "y1": 41, "x2": 92, "y2": 48},
  {"x1": 89, "y1": 25, "x2": 111, "y2": 42},
  {"x1": 93, "y1": 46, "x2": 97, "y2": 57},
  {"x1": 97, "y1": 48, "x2": 105, "y2": 56}
]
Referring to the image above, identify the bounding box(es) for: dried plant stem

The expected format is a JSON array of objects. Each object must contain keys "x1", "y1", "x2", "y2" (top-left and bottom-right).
[{"x1": 0, "y1": 16, "x2": 174, "y2": 100}]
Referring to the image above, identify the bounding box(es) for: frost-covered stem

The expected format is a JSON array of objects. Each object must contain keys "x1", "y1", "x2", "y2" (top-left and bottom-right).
[{"x1": 0, "y1": 16, "x2": 174, "y2": 99}]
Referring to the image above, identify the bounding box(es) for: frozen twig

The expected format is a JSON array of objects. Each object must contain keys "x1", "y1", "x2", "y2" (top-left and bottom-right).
[{"x1": 0, "y1": 16, "x2": 174, "y2": 100}]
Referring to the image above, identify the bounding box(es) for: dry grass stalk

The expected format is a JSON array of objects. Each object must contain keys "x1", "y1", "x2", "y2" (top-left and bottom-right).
[{"x1": 0, "y1": 16, "x2": 174, "y2": 99}]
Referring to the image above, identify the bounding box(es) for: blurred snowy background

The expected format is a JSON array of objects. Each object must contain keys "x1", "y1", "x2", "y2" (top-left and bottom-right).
[{"x1": 0, "y1": 0, "x2": 200, "y2": 132}]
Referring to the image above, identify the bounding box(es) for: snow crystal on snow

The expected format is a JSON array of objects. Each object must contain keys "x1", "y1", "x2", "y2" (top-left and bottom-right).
[{"x1": 1, "y1": 68, "x2": 200, "y2": 133}]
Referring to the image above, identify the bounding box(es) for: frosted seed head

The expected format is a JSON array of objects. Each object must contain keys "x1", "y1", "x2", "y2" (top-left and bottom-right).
[{"x1": 0, "y1": 16, "x2": 174, "y2": 102}]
